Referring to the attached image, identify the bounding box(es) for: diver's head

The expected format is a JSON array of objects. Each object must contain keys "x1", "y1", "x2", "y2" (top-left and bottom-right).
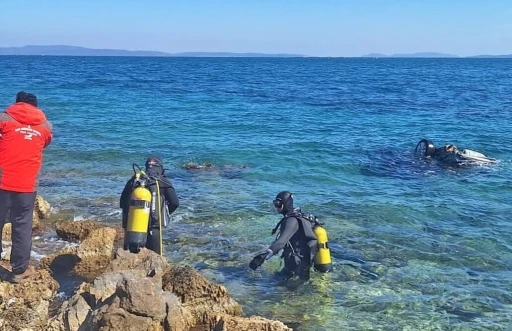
[
  {"x1": 145, "y1": 156, "x2": 164, "y2": 177},
  {"x1": 445, "y1": 144, "x2": 457, "y2": 152},
  {"x1": 273, "y1": 191, "x2": 294, "y2": 215}
]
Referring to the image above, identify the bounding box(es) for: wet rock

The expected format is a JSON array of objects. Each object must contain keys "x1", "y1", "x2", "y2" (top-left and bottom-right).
[
  {"x1": 205, "y1": 314, "x2": 294, "y2": 331},
  {"x1": 55, "y1": 220, "x2": 123, "y2": 243},
  {"x1": 1, "y1": 195, "x2": 50, "y2": 241},
  {"x1": 0, "y1": 269, "x2": 59, "y2": 331},
  {"x1": 182, "y1": 162, "x2": 214, "y2": 170}
]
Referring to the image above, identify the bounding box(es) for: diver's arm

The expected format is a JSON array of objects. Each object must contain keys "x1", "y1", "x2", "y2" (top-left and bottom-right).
[
  {"x1": 163, "y1": 186, "x2": 179, "y2": 214},
  {"x1": 119, "y1": 177, "x2": 134, "y2": 208},
  {"x1": 268, "y1": 217, "x2": 299, "y2": 255}
]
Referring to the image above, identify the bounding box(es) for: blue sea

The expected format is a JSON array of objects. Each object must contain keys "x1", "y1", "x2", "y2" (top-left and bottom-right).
[{"x1": 1, "y1": 56, "x2": 512, "y2": 330}]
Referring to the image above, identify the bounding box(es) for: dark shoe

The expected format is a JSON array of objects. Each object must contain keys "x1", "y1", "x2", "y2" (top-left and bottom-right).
[{"x1": 12, "y1": 265, "x2": 36, "y2": 283}]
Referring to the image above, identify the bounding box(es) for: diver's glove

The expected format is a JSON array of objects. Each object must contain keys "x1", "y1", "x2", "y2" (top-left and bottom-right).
[{"x1": 249, "y1": 249, "x2": 273, "y2": 270}]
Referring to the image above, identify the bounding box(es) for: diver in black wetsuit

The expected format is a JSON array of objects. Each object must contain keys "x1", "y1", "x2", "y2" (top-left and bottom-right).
[
  {"x1": 249, "y1": 191, "x2": 318, "y2": 281},
  {"x1": 432, "y1": 144, "x2": 458, "y2": 162},
  {"x1": 120, "y1": 156, "x2": 179, "y2": 254}
]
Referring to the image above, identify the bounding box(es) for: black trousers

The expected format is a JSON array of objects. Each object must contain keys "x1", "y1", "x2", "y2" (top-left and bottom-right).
[{"x1": 0, "y1": 189, "x2": 37, "y2": 275}]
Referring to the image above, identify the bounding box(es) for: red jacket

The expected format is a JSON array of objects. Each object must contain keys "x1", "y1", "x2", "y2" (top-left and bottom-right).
[{"x1": 0, "y1": 102, "x2": 53, "y2": 193}]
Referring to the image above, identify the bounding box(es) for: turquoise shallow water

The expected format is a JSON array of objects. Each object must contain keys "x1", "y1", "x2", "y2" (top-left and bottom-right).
[{"x1": 1, "y1": 56, "x2": 512, "y2": 330}]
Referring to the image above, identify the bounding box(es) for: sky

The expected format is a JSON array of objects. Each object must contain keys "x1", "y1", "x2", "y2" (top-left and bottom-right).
[{"x1": 0, "y1": 0, "x2": 511, "y2": 57}]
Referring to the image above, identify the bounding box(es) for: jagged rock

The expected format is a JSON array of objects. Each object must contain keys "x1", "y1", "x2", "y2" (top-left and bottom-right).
[
  {"x1": 49, "y1": 272, "x2": 169, "y2": 331},
  {"x1": 0, "y1": 269, "x2": 59, "y2": 331},
  {"x1": 118, "y1": 276, "x2": 167, "y2": 319},
  {"x1": 40, "y1": 226, "x2": 117, "y2": 279},
  {"x1": 1, "y1": 195, "x2": 50, "y2": 241},
  {"x1": 104, "y1": 248, "x2": 169, "y2": 287},
  {"x1": 35, "y1": 195, "x2": 52, "y2": 220},
  {"x1": 45, "y1": 246, "x2": 290, "y2": 331},
  {"x1": 46, "y1": 249, "x2": 173, "y2": 331},
  {"x1": 1, "y1": 200, "x2": 296, "y2": 331},
  {"x1": 163, "y1": 292, "x2": 194, "y2": 331},
  {"x1": 88, "y1": 296, "x2": 158, "y2": 331},
  {"x1": 45, "y1": 293, "x2": 92, "y2": 331},
  {"x1": 76, "y1": 226, "x2": 117, "y2": 260},
  {"x1": 55, "y1": 220, "x2": 123, "y2": 243},
  {"x1": 106, "y1": 248, "x2": 168, "y2": 274},
  {"x1": 86, "y1": 272, "x2": 138, "y2": 306},
  {"x1": 74, "y1": 248, "x2": 169, "y2": 307},
  {"x1": 46, "y1": 250, "x2": 195, "y2": 331},
  {"x1": 39, "y1": 247, "x2": 79, "y2": 272},
  {"x1": 205, "y1": 314, "x2": 294, "y2": 331},
  {"x1": 162, "y1": 265, "x2": 243, "y2": 320}
]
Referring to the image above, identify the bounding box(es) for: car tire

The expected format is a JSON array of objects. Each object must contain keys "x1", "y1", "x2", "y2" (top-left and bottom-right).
[{"x1": 415, "y1": 139, "x2": 436, "y2": 157}]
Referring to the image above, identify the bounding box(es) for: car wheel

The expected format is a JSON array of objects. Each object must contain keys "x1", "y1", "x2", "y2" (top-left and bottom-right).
[{"x1": 415, "y1": 139, "x2": 435, "y2": 157}]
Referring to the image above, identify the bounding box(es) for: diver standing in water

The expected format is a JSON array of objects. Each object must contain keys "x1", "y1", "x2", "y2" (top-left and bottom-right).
[
  {"x1": 120, "y1": 157, "x2": 179, "y2": 255},
  {"x1": 250, "y1": 191, "x2": 332, "y2": 282}
]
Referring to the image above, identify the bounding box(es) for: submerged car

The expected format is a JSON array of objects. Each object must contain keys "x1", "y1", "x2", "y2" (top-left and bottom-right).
[{"x1": 415, "y1": 139, "x2": 498, "y2": 166}]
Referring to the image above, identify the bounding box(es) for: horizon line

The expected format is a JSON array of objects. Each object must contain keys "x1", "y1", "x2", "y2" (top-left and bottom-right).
[{"x1": 0, "y1": 44, "x2": 511, "y2": 58}]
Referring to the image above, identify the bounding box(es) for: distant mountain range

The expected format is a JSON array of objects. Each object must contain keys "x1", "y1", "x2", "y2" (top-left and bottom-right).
[
  {"x1": 0, "y1": 45, "x2": 511, "y2": 58},
  {"x1": 0, "y1": 45, "x2": 305, "y2": 57},
  {"x1": 361, "y1": 52, "x2": 512, "y2": 58}
]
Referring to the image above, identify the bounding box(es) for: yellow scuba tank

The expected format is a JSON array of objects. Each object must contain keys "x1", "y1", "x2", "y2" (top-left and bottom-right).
[
  {"x1": 313, "y1": 224, "x2": 332, "y2": 272},
  {"x1": 124, "y1": 174, "x2": 152, "y2": 253}
]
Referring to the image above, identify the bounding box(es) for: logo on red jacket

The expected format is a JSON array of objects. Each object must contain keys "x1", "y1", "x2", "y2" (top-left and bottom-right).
[{"x1": 15, "y1": 125, "x2": 42, "y2": 140}]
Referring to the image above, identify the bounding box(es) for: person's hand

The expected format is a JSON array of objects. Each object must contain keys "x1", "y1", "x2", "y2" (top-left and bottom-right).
[
  {"x1": 249, "y1": 249, "x2": 273, "y2": 270},
  {"x1": 249, "y1": 254, "x2": 265, "y2": 270}
]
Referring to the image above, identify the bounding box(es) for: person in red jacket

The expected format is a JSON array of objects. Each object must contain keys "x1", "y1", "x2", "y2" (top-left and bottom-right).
[{"x1": 0, "y1": 91, "x2": 53, "y2": 283}]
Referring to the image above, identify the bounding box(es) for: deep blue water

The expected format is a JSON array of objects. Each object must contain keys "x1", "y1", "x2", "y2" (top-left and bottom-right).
[{"x1": 1, "y1": 56, "x2": 512, "y2": 330}]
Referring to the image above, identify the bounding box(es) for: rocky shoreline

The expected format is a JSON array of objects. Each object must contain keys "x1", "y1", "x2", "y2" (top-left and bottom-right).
[{"x1": 0, "y1": 197, "x2": 293, "y2": 331}]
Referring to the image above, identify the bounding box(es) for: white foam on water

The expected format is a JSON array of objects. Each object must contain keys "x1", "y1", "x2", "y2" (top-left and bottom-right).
[
  {"x1": 73, "y1": 215, "x2": 86, "y2": 222},
  {"x1": 55, "y1": 292, "x2": 67, "y2": 298},
  {"x1": 171, "y1": 212, "x2": 187, "y2": 223},
  {"x1": 30, "y1": 250, "x2": 46, "y2": 261}
]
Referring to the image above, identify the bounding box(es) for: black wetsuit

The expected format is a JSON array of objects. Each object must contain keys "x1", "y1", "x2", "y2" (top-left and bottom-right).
[
  {"x1": 432, "y1": 145, "x2": 460, "y2": 164},
  {"x1": 270, "y1": 212, "x2": 318, "y2": 281},
  {"x1": 120, "y1": 174, "x2": 179, "y2": 254}
]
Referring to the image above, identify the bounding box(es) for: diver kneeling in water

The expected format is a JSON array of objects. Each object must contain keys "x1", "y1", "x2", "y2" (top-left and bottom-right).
[
  {"x1": 415, "y1": 139, "x2": 497, "y2": 166},
  {"x1": 249, "y1": 191, "x2": 324, "y2": 282}
]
